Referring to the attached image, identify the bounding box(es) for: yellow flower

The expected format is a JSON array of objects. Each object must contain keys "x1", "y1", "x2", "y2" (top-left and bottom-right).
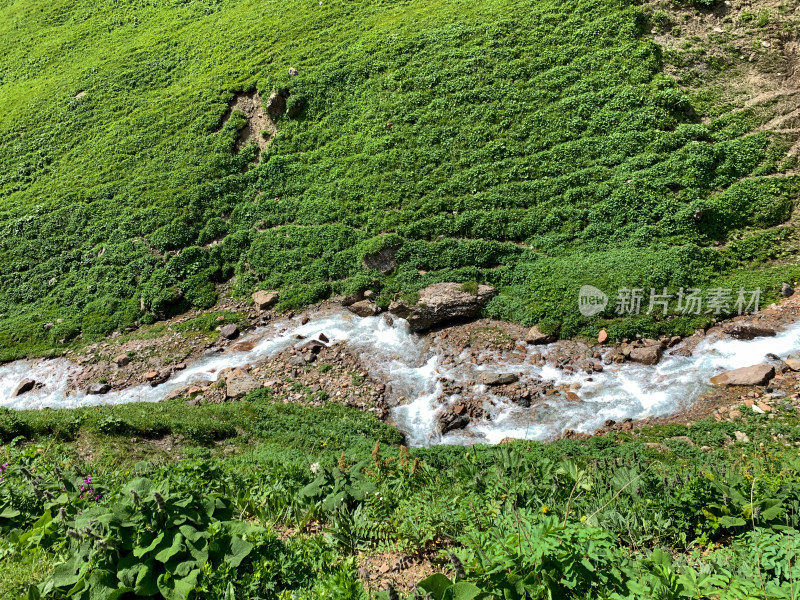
[{"x1": 541, "y1": 506, "x2": 550, "y2": 514}]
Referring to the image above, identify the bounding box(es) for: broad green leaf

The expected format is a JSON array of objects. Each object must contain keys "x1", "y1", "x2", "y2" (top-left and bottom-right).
[
  {"x1": 719, "y1": 516, "x2": 747, "y2": 528},
  {"x1": 157, "y1": 569, "x2": 200, "y2": 600},
  {"x1": 155, "y1": 532, "x2": 185, "y2": 563},
  {"x1": 225, "y1": 535, "x2": 253, "y2": 568},
  {"x1": 445, "y1": 582, "x2": 485, "y2": 600},
  {"x1": 135, "y1": 561, "x2": 160, "y2": 597},
  {"x1": 419, "y1": 573, "x2": 453, "y2": 600},
  {"x1": 134, "y1": 531, "x2": 164, "y2": 557},
  {"x1": 51, "y1": 558, "x2": 80, "y2": 589}
]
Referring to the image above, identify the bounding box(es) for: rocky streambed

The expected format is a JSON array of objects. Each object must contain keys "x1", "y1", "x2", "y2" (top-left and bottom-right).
[{"x1": 3, "y1": 283, "x2": 800, "y2": 447}]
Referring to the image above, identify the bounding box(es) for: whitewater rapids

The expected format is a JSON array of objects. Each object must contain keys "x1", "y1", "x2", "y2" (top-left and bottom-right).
[{"x1": 1, "y1": 312, "x2": 798, "y2": 447}]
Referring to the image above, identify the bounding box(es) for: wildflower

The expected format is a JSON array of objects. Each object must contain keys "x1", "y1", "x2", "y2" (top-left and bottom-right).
[
  {"x1": 0, "y1": 463, "x2": 7, "y2": 473},
  {"x1": 540, "y1": 506, "x2": 550, "y2": 514},
  {"x1": 310, "y1": 462, "x2": 320, "y2": 474}
]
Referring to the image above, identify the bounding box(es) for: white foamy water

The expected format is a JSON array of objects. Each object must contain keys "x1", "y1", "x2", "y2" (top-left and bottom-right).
[{"x1": 1, "y1": 312, "x2": 799, "y2": 447}]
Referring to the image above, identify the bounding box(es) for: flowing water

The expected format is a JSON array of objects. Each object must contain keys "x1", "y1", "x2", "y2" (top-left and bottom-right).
[{"x1": 2, "y1": 311, "x2": 799, "y2": 446}]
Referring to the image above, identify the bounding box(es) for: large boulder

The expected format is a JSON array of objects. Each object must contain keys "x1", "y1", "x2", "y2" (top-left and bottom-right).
[
  {"x1": 348, "y1": 300, "x2": 379, "y2": 317},
  {"x1": 629, "y1": 345, "x2": 663, "y2": 365},
  {"x1": 710, "y1": 363, "x2": 775, "y2": 387},
  {"x1": 362, "y1": 246, "x2": 399, "y2": 274},
  {"x1": 220, "y1": 324, "x2": 240, "y2": 340},
  {"x1": 389, "y1": 283, "x2": 497, "y2": 331},
  {"x1": 252, "y1": 290, "x2": 279, "y2": 310},
  {"x1": 12, "y1": 378, "x2": 38, "y2": 397},
  {"x1": 723, "y1": 324, "x2": 776, "y2": 340},
  {"x1": 785, "y1": 352, "x2": 800, "y2": 371},
  {"x1": 226, "y1": 370, "x2": 260, "y2": 399},
  {"x1": 266, "y1": 92, "x2": 286, "y2": 118},
  {"x1": 782, "y1": 282, "x2": 795, "y2": 297}
]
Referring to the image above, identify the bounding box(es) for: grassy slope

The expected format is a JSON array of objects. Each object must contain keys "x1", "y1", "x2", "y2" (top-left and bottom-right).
[{"x1": 0, "y1": 0, "x2": 798, "y2": 361}]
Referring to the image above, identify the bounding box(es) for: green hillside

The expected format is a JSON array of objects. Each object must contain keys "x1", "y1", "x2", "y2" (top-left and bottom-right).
[{"x1": 0, "y1": 0, "x2": 798, "y2": 360}]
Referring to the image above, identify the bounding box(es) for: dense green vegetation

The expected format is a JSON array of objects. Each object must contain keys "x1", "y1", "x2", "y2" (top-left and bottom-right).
[
  {"x1": 0, "y1": 0, "x2": 798, "y2": 360},
  {"x1": 2, "y1": 392, "x2": 800, "y2": 598}
]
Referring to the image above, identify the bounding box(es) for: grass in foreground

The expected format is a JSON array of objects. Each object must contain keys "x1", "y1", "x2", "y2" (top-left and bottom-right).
[{"x1": 1, "y1": 390, "x2": 800, "y2": 598}]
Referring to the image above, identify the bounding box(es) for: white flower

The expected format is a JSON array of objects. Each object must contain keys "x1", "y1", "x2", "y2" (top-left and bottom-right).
[{"x1": 310, "y1": 462, "x2": 320, "y2": 474}]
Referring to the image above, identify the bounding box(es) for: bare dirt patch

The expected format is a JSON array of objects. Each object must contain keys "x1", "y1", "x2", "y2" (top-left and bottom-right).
[
  {"x1": 220, "y1": 91, "x2": 277, "y2": 162},
  {"x1": 358, "y1": 551, "x2": 444, "y2": 594},
  {"x1": 647, "y1": 0, "x2": 800, "y2": 167}
]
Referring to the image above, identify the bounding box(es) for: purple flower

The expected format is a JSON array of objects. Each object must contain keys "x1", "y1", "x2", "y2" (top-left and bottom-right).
[{"x1": 0, "y1": 463, "x2": 7, "y2": 473}]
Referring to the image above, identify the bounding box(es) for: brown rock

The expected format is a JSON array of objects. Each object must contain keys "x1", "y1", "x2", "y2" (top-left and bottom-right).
[
  {"x1": 252, "y1": 290, "x2": 279, "y2": 310},
  {"x1": 710, "y1": 363, "x2": 775, "y2": 387},
  {"x1": 113, "y1": 355, "x2": 130, "y2": 367},
  {"x1": 526, "y1": 325, "x2": 555, "y2": 345},
  {"x1": 629, "y1": 345, "x2": 663, "y2": 365},
  {"x1": 388, "y1": 282, "x2": 497, "y2": 331},
  {"x1": 230, "y1": 341, "x2": 257, "y2": 352},
  {"x1": 597, "y1": 329, "x2": 608, "y2": 344},
  {"x1": 438, "y1": 409, "x2": 470, "y2": 434},
  {"x1": 565, "y1": 391, "x2": 581, "y2": 402},
  {"x1": 348, "y1": 300, "x2": 379, "y2": 318},
  {"x1": 144, "y1": 371, "x2": 159, "y2": 381},
  {"x1": 785, "y1": 353, "x2": 800, "y2": 371}
]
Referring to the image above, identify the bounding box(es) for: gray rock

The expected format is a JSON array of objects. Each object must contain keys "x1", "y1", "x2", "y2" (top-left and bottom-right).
[
  {"x1": 362, "y1": 246, "x2": 399, "y2": 274},
  {"x1": 782, "y1": 282, "x2": 794, "y2": 297},
  {"x1": 226, "y1": 372, "x2": 260, "y2": 399},
  {"x1": 252, "y1": 290, "x2": 279, "y2": 310},
  {"x1": 348, "y1": 300, "x2": 379, "y2": 318},
  {"x1": 710, "y1": 363, "x2": 775, "y2": 386},
  {"x1": 629, "y1": 345, "x2": 663, "y2": 365},
  {"x1": 288, "y1": 67, "x2": 299, "y2": 76},
  {"x1": 724, "y1": 324, "x2": 776, "y2": 340},
  {"x1": 438, "y1": 411, "x2": 470, "y2": 434},
  {"x1": 220, "y1": 324, "x2": 239, "y2": 340},
  {"x1": 734, "y1": 431, "x2": 750, "y2": 443},
  {"x1": 481, "y1": 372, "x2": 519, "y2": 386},
  {"x1": 12, "y1": 378, "x2": 38, "y2": 397},
  {"x1": 289, "y1": 354, "x2": 315, "y2": 366},
  {"x1": 388, "y1": 282, "x2": 497, "y2": 331},
  {"x1": 266, "y1": 92, "x2": 286, "y2": 118},
  {"x1": 87, "y1": 383, "x2": 111, "y2": 395}
]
